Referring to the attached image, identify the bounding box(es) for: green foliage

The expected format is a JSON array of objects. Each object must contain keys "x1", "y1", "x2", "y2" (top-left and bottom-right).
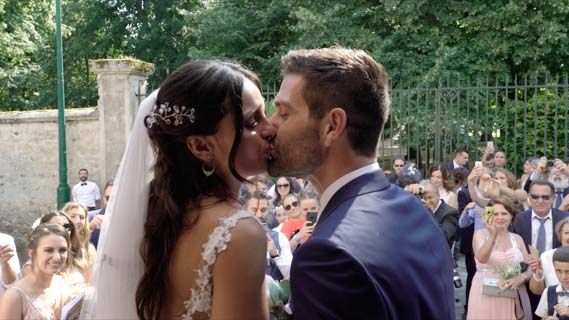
[{"x1": 1, "y1": 0, "x2": 569, "y2": 171}]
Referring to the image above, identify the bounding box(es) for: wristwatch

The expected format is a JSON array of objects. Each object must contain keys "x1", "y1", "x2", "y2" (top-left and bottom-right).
[{"x1": 270, "y1": 249, "x2": 280, "y2": 259}]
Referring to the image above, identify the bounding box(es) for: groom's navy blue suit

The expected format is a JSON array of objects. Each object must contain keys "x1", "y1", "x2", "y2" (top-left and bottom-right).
[{"x1": 290, "y1": 169, "x2": 455, "y2": 319}]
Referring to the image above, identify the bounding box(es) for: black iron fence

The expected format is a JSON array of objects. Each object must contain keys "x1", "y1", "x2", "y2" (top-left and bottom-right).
[{"x1": 263, "y1": 74, "x2": 569, "y2": 177}]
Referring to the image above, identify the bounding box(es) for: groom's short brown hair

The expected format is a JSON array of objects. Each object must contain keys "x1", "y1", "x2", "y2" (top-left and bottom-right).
[{"x1": 280, "y1": 47, "x2": 390, "y2": 157}]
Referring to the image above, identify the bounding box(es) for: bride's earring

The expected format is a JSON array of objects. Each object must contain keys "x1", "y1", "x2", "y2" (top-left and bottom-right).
[{"x1": 202, "y1": 157, "x2": 215, "y2": 177}]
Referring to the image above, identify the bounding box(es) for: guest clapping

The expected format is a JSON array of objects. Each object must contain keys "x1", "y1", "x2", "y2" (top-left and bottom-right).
[{"x1": 0, "y1": 232, "x2": 20, "y2": 299}]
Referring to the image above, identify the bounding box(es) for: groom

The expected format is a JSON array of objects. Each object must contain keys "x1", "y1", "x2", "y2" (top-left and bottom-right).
[{"x1": 268, "y1": 47, "x2": 455, "y2": 319}]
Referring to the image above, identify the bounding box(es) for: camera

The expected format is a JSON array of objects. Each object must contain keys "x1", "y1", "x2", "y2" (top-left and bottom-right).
[
  {"x1": 453, "y1": 260, "x2": 462, "y2": 288},
  {"x1": 416, "y1": 187, "x2": 424, "y2": 200},
  {"x1": 484, "y1": 207, "x2": 495, "y2": 218},
  {"x1": 547, "y1": 160, "x2": 555, "y2": 167}
]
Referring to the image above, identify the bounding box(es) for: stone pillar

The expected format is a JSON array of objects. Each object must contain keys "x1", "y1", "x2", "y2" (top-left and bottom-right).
[{"x1": 89, "y1": 58, "x2": 155, "y2": 184}]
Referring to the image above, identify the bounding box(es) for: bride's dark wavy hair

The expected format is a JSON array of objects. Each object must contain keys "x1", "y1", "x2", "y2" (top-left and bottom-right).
[{"x1": 135, "y1": 60, "x2": 261, "y2": 319}]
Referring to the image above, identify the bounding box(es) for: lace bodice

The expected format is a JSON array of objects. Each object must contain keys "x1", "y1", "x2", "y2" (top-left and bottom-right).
[{"x1": 182, "y1": 210, "x2": 256, "y2": 320}]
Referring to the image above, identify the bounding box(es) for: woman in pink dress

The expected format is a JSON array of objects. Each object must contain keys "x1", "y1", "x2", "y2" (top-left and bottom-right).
[{"x1": 468, "y1": 196, "x2": 533, "y2": 319}]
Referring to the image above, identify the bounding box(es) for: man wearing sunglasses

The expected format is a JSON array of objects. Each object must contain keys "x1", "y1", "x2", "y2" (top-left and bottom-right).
[
  {"x1": 387, "y1": 158, "x2": 405, "y2": 184},
  {"x1": 514, "y1": 180, "x2": 569, "y2": 315},
  {"x1": 268, "y1": 48, "x2": 454, "y2": 319}
]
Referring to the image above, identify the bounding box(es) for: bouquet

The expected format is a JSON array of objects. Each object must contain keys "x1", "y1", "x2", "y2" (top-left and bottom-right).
[{"x1": 495, "y1": 263, "x2": 521, "y2": 280}]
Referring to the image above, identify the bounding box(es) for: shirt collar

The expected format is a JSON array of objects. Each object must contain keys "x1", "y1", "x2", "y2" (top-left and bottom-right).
[
  {"x1": 318, "y1": 163, "x2": 380, "y2": 217},
  {"x1": 556, "y1": 284, "x2": 569, "y2": 293},
  {"x1": 531, "y1": 209, "x2": 552, "y2": 220},
  {"x1": 453, "y1": 160, "x2": 462, "y2": 168},
  {"x1": 433, "y1": 199, "x2": 443, "y2": 213}
]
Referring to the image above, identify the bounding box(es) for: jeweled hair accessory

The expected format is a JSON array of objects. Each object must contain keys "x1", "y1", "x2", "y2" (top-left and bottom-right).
[{"x1": 145, "y1": 102, "x2": 196, "y2": 128}]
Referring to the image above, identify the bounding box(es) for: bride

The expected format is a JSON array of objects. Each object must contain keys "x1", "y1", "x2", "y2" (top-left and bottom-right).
[{"x1": 83, "y1": 60, "x2": 274, "y2": 319}]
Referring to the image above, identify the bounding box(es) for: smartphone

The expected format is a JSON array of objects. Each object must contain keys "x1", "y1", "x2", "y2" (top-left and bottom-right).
[
  {"x1": 475, "y1": 161, "x2": 483, "y2": 168},
  {"x1": 306, "y1": 212, "x2": 318, "y2": 225},
  {"x1": 487, "y1": 141, "x2": 494, "y2": 148},
  {"x1": 484, "y1": 207, "x2": 495, "y2": 218}
]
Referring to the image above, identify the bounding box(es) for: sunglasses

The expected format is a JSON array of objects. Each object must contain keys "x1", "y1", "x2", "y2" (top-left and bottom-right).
[
  {"x1": 530, "y1": 194, "x2": 552, "y2": 201},
  {"x1": 394, "y1": 164, "x2": 404, "y2": 167},
  {"x1": 277, "y1": 183, "x2": 290, "y2": 189},
  {"x1": 105, "y1": 195, "x2": 110, "y2": 201},
  {"x1": 284, "y1": 201, "x2": 298, "y2": 211},
  {"x1": 63, "y1": 223, "x2": 75, "y2": 231}
]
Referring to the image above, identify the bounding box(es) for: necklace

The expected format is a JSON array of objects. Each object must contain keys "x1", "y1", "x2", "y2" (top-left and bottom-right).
[{"x1": 493, "y1": 232, "x2": 511, "y2": 251}]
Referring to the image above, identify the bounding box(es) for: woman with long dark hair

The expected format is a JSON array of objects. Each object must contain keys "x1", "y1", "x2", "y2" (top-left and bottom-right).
[{"x1": 84, "y1": 60, "x2": 275, "y2": 319}]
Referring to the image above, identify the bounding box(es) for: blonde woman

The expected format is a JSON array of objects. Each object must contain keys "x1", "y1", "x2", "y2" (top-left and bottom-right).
[{"x1": 62, "y1": 202, "x2": 96, "y2": 282}]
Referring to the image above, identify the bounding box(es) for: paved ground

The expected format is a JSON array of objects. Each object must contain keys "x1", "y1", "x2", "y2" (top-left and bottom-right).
[{"x1": 454, "y1": 253, "x2": 468, "y2": 320}]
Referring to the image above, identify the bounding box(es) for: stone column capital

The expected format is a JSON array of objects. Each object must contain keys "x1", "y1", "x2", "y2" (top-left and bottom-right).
[{"x1": 89, "y1": 58, "x2": 155, "y2": 77}]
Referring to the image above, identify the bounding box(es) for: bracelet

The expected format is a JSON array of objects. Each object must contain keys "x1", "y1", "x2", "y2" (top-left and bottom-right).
[
  {"x1": 485, "y1": 235, "x2": 496, "y2": 245},
  {"x1": 533, "y1": 273, "x2": 545, "y2": 281}
]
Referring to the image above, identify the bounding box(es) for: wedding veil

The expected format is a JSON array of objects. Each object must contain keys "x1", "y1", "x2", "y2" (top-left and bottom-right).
[{"x1": 81, "y1": 90, "x2": 158, "y2": 319}]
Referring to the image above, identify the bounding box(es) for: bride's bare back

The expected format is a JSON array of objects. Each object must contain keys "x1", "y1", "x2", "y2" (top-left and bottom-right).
[{"x1": 161, "y1": 202, "x2": 268, "y2": 319}]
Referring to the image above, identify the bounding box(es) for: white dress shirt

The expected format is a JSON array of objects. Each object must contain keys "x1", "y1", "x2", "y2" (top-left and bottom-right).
[
  {"x1": 536, "y1": 283, "x2": 569, "y2": 318},
  {"x1": 318, "y1": 163, "x2": 380, "y2": 221},
  {"x1": 0, "y1": 233, "x2": 21, "y2": 298},
  {"x1": 72, "y1": 181, "x2": 101, "y2": 208},
  {"x1": 540, "y1": 248, "x2": 559, "y2": 288},
  {"x1": 531, "y1": 210, "x2": 554, "y2": 252},
  {"x1": 267, "y1": 231, "x2": 293, "y2": 279}
]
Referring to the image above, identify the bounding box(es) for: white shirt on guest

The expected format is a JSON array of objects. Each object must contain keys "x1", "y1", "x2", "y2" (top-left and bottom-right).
[
  {"x1": 453, "y1": 160, "x2": 463, "y2": 168},
  {"x1": 267, "y1": 231, "x2": 293, "y2": 279},
  {"x1": 535, "y1": 283, "x2": 569, "y2": 318},
  {"x1": 0, "y1": 233, "x2": 21, "y2": 298},
  {"x1": 531, "y1": 209, "x2": 553, "y2": 252},
  {"x1": 318, "y1": 162, "x2": 380, "y2": 222},
  {"x1": 540, "y1": 248, "x2": 560, "y2": 288},
  {"x1": 72, "y1": 181, "x2": 101, "y2": 208}
]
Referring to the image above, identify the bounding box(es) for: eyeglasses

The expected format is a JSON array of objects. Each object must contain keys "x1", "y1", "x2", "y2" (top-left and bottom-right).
[
  {"x1": 530, "y1": 194, "x2": 552, "y2": 201},
  {"x1": 284, "y1": 201, "x2": 298, "y2": 211},
  {"x1": 277, "y1": 183, "x2": 290, "y2": 189}
]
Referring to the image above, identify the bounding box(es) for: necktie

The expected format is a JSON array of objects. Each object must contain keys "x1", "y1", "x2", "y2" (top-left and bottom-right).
[
  {"x1": 536, "y1": 217, "x2": 548, "y2": 254},
  {"x1": 555, "y1": 191, "x2": 563, "y2": 209}
]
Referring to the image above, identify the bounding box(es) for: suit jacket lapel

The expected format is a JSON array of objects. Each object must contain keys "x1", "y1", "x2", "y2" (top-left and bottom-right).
[{"x1": 317, "y1": 170, "x2": 390, "y2": 227}]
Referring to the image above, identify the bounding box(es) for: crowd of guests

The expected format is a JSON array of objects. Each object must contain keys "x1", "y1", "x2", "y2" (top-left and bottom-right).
[
  {"x1": 2, "y1": 149, "x2": 569, "y2": 319},
  {"x1": 390, "y1": 145, "x2": 569, "y2": 320},
  {"x1": 0, "y1": 168, "x2": 112, "y2": 319}
]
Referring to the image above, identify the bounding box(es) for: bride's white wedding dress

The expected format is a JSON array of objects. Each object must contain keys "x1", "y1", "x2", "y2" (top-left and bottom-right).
[{"x1": 182, "y1": 210, "x2": 255, "y2": 319}]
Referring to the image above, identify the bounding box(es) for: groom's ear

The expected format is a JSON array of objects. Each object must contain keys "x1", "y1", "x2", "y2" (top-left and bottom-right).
[
  {"x1": 186, "y1": 136, "x2": 214, "y2": 162},
  {"x1": 322, "y1": 107, "x2": 347, "y2": 147}
]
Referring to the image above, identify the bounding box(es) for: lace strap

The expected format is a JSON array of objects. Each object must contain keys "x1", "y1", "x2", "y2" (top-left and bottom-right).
[
  {"x1": 201, "y1": 210, "x2": 255, "y2": 266},
  {"x1": 182, "y1": 210, "x2": 255, "y2": 320}
]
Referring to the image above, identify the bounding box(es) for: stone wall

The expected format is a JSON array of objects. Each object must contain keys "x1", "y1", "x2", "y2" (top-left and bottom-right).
[{"x1": 0, "y1": 58, "x2": 154, "y2": 256}]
